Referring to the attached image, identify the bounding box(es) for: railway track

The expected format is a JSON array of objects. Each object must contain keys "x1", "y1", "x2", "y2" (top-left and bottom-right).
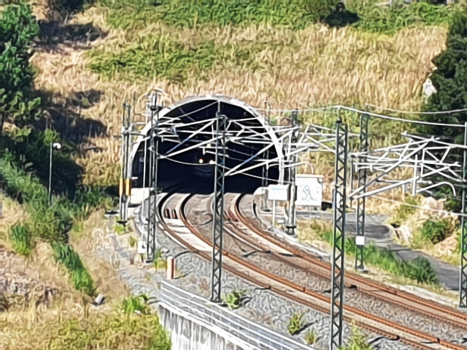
[
  {"x1": 155, "y1": 192, "x2": 466, "y2": 350},
  {"x1": 230, "y1": 193, "x2": 467, "y2": 331}
]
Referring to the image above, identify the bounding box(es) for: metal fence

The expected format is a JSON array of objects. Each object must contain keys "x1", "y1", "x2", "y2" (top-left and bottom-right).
[{"x1": 159, "y1": 281, "x2": 312, "y2": 350}]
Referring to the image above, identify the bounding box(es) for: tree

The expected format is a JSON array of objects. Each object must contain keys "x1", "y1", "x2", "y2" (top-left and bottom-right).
[
  {"x1": 417, "y1": 11, "x2": 467, "y2": 141},
  {"x1": 414, "y1": 11, "x2": 467, "y2": 207},
  {"x1": 0, "y1": 4, "x2": 41, "y2": 137}
]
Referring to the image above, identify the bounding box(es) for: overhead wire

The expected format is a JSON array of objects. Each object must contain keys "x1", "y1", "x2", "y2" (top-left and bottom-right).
[{"x1": 365, "y1": 103, "x2": 467, "y2": 116}]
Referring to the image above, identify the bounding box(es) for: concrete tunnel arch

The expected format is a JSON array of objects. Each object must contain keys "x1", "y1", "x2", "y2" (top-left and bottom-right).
[{"x1": 129, "y1": 95, "x2": 284, "y2": 194}]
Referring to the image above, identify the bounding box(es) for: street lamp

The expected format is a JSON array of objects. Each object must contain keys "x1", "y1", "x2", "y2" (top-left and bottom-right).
[{"x1": 48, "y1": 142, "x2": 61, "y2": 206}]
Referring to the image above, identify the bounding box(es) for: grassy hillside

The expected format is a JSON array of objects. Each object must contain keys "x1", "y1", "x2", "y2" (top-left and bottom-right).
[{"x1": 29, "y1": 0, "x2": 462, "y2": 203}]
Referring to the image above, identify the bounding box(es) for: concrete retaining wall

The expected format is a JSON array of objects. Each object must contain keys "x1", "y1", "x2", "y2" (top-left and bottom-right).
[
  {"x1": 159, "y1": 304, "x2": 248, "y2": 350},
  {"x1": 158, "y1": 281, "x2": 311, "y2": 350}
]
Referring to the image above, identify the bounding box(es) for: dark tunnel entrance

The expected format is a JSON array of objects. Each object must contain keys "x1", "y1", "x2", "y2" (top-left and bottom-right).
[{"x1": 130, "y1": 96, "x2": 281, "y2": 194}]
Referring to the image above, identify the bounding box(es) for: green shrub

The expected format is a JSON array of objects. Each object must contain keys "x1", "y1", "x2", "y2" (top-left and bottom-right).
[
  {"x1": 421, "y1": 218, "x2": 450, "y2": 244},
  {"x1": 287, "y1": 311, "x2": 305, "y2": 336},
  {"x1": 222, "y1": 289, "x2": 247, "y2": 310},
  {"x1": 9, "y1": 223, "x2": 33, "y2": 256}
]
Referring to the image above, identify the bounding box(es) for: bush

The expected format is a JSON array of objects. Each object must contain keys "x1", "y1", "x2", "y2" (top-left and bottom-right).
[
  {"x1": 0, "y1": 3, "x2": 41, "y2": 136},
  {"x1": 9, "y1": 223, "x2": 33, "y2": 256},
  {"x1": 421, "y1": 218, "x2": 451, "y2": 244},
  {"x1": 414, "y1": 10, "x2": 467, "y2": 202}
]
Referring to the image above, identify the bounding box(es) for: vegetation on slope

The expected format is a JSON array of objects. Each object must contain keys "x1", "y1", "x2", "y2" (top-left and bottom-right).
[
  {"x1": 0, "y1": 294, "x2": 171, "y2": 350},
  {"x1": 304, "y1": 220, "x2": 439, "y2": 285},
  {"x1": 101, "y1": 0, "x2": 339, "y2": 31},
  {"x1": 0, "y1": 7, "x2": 171, "y2": 349},
  {"x1": 0, "y1": 3, "x2": 110, "y2": 295}
]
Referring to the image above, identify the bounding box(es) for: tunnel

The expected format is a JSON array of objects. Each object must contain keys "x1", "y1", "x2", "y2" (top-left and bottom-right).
[{"x1": 129, "y1": 95, "x2": 283, "y2": 194}]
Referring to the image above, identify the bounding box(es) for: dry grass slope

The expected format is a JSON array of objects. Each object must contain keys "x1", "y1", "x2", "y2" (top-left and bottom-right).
[
  {"x1": 0, "y1": 203, "x2": 170, "y2": 350},
  {"x1": 31, "y1": 3, "x2": 446, "y2": 190}
]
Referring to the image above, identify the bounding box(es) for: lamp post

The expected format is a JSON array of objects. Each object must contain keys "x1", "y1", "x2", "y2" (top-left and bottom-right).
[{"x1": 48, "y1": 142, "x2": 61, "y2": 206}]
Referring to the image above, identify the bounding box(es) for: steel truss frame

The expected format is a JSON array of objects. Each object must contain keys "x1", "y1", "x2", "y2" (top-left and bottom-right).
[
  {"x1": 355, "y1": 114, "x2": 369, "y2": 271},
  {"x1": 350, "y1": 134, "x2": 465, "y2": 201},
  {"x1": 122, "y1": 96, "x2": 467, "y2": 323},
  {"x1": 286, "y1": 110, "x2": 299, "y2": 236},
  {"x1": 460, "y1": 123, "x2": 467, "y2": 308},
  {"x1": 330, "y1": 117, "x2": 348, "y2": 350},
  {"x1": 146, "y1": 92, "x2": 160, "y2": 263},
  {"x1": 119, "y1": 103, "x2": 132, "y2": 223},
  {"x1": 211, "y1": 111, "x2": 227, "y2": 303}
]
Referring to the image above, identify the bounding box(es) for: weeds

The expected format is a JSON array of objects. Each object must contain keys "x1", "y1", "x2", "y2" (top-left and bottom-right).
[
  {"x1": 101, "y1": 0, "x2": 338, "y2": 31},
  {"x1": 114, "y1": 223, "x2": 126, "y2": 234},
  {"x1": 421, "y1": 218, "x2": 451, "y2": 245},
  {"x1": 222, "y1": 289, "x2": 247, "y2": 310},
  {"x1": 88, "y1": 35, "x2": 268, "y2": 84},
  {"x1": 351, "y1": 1, "x2": 458, "y2": 35},
  {"x1": 122, "y1": 294, "x2": 151, "y2": 315},
  {"x1": 101, "y1": 0, "x2": 461, "y2": 35},
  {"x1": 154, "y1": 248, "x2": 167, "y2": 270},
  {"x1": 129, "y1": 236, "x2": 137, "y2": 248},
  {"x1": 390, "y1": 195, "x2": 422, "y2": 227},
  {"x1": 52, "y1": 241, "x2": 96, "y2": 296},
  {"x1": 341, "y1": 323, "x2": 372, "y2": 350},
  {"x1": 46, "y1": 311, "x2": 170, "y2": 350},
  {"x1": 8, "y1": 223, "x2": 33, "y2": 256},
  {"x1": 304, "y1": 328, "x2": 318, "y2": 345},
  {"x1": 287, "y1": 311, "x2": 305, "y2": 336},
  {"x1": 0, "y1": 158, "x2": 114, "y2": 295}
]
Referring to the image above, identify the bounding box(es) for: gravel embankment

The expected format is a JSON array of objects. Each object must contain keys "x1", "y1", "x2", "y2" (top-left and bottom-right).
[{"x1": 89, "y1": 196, "x2": 417, "y2": 350}]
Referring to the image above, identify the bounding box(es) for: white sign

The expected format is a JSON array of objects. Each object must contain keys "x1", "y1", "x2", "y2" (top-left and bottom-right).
[
  {"x1": 356, "y1": 236, "x2": 365, "y2": 246},
  {"x1": 296, "y1": 175, "x2": 323, "y2": 207},
  {"x1": 137, "y1": 240, "x2": 147, "y2": 255},
  {"x1": 267, "y1": 185, "x2": 289, "y2": 202}
]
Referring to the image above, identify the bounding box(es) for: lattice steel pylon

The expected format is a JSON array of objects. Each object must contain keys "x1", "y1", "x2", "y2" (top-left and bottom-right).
[
  {"x1": 330, "y1": 117, "x2": 348, "y2": 350},
  {"x1": 119, "y1": 103, "x2": 132, "y2": 223},
  {"x1": 460, "y1": 122, "x2": 467, "y2": 308},
  {"x1": 355, "y1": 113, "x2": 369, "y2": 271},
  {"x1": 286, "y1": 110, "x2": 299, "y2": 236},
  {"x1": 146, "y1": 92, "x2": 159, "y2": 263},
  {"x1": 211, "y1": 111, "x2": 227, "y2": 303}
]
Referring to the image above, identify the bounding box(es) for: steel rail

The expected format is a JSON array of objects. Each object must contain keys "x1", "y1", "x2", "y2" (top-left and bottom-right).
[
  {"x1": 232, "y1": 193, "x2": 467, "y2": 331},
  {"x1": 156, "y1": 193, "x2": 463, "y2": 350}
]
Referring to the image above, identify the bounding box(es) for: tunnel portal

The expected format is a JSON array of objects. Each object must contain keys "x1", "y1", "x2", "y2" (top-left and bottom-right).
[{"x1": 130, "y1": 96, "x2": 283, "y2": 194}]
